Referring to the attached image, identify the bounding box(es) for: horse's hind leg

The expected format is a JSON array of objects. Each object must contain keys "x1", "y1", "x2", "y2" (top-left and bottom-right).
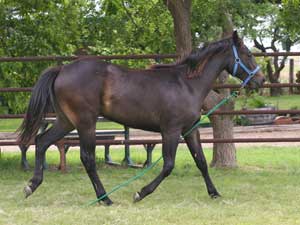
[
  {"x1": 134, "y1": 131, "x2": 180, "y2": 202},
  {"x1": 19, "y1": 122, "x2": 51, "y2": 171},
  {"x1": 24, "y1": 119, "x2": 73, "y2": 198},
  {"x1": 77, "y1": 123, "x2": 113, "y2": 206},
  {"x1": 19, "y1": 144, "x2": 30, "y2": 171},
  {"x1": 184, "y1": 130, "x2": 220, "y2": 198}
]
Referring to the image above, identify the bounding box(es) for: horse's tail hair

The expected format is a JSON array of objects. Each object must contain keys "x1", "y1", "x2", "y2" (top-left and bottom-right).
[{"x1": 17, "y1": 66, "x2": 61, "y2": 145}]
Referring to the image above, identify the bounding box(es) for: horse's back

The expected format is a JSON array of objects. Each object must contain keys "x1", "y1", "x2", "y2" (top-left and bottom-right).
[{"x1": 52, "y1": 58, "x2": 195, "y2": 131}]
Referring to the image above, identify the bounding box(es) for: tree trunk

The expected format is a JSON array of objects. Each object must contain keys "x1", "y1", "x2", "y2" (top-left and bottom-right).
[
  {"x1": 164, "y1": 0, "x2": 192, "y2": 57},
  {"x1": 265, "y1": 59, "x2": 281, "y2": 96},
  {"x1": 270, "y1": 82, "x2": 282, "y2": 96},
  {"x1": 203, "y1": 74, "x2": 237, "y2": 168},
  {"x1": 203, "y1": 11, "x2": 237, "y2": 168},
  {"x1": 268, "y1": 65, "x2": 282, "y2": 96}
]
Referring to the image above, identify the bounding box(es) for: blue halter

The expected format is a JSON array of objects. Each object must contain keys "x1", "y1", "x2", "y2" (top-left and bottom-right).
[{"x1": 232, "y1": 45, "x2": 260, "y2": 88}]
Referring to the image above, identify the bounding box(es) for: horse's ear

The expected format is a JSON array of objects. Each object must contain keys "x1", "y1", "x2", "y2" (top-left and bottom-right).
[{"x1": 232, "y1": 30, "x2": 242, "y2": 47}]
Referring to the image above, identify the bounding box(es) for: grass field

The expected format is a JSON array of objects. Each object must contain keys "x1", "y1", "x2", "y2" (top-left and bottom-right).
[
  {"x1": 235, "y1": 94, "x2": 300, "y2": 110},
  {"x1": 1, "y1": 146, "x2": 300, "y2": 225},
  {"x1": 0, "y1": 119, "x2": 123, "y2": 132}
]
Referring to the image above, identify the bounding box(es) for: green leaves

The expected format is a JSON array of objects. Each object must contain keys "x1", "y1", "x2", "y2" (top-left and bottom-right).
[
  {"x1": 0, "y1": 0, "x2": 87, "y2": 113},
  {"x1": 279, "y1": 0, "x2": 300, "y2": 41}
]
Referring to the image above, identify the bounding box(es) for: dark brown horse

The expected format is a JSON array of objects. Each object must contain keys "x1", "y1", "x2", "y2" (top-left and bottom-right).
[{"x1": 19, "y1": 31, "x2": 265, "y2": 205}]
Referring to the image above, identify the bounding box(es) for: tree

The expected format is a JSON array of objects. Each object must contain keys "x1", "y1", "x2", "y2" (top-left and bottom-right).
[
  {"x1": 251, "y1": 3, "x2": 299, "y2": 96},
  {"x1": 164, "y1": 0, "x2": 192, "y2": 57},
  {"x1": 207, "y1": 10, "x2": 237, "y2": 168},
  {"x1": 233, "y1": 0, "x2": 300, "y2": 96},
  {"x1": 87, "y1": 0, "x2": 175, "y2": 62},
  {"x1": 0, "y1": 0, "x2": 87, "y2": 112}
]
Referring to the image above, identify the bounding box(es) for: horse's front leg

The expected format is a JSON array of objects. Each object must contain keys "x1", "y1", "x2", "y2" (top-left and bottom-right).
[
  {"x1": 134, "y1": 130, "x2": 180, "y2": 202},
  {"x1": 184, "y1": 129, "x2": 220, "y2": 198},
  {"x1": 78, "y1": 126, "x2": 113, "y2": 206}
]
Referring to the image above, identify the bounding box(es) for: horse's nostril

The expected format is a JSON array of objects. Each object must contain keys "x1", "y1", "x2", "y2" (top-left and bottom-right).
[{"x1": 262, "y1": 77, "x2": 266, "y2": 84}]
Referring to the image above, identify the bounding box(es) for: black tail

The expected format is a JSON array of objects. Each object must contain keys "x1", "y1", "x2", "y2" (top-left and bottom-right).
[{"x1": 17, "y1": 66, "x2": 61, "y2": 145}]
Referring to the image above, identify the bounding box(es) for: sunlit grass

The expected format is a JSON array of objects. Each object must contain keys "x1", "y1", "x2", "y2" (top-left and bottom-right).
[
  {"x1": 235, "y1": 94, "x2": 300, "y2": 110},
  {"x1": 1, "y1": 145, "x2": 300, "y2": 225},
  {"x1": 0, "y1": 118, "x2": 123, "y2": 132}
]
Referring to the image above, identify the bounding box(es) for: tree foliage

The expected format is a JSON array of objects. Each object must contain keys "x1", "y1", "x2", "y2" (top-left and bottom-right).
[{"x1": 0, "y1": 0, "x2": 88, "y2": 112}]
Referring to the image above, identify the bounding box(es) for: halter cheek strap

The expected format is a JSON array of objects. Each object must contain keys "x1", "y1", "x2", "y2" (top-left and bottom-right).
[{"x1": 232, "y1": 45, "x2": 260, "y2": 88}]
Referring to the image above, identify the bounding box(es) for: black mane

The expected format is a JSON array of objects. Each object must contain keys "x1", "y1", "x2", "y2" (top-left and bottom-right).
[
  {"x1": 150, "y1": 37, "x2": 233, "y2": 77},
  {"x1": 179, "y1": 37, "x2": 232, "y2": 69}
]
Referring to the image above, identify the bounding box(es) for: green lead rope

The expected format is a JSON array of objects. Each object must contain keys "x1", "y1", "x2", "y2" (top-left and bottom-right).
[
  {"x1": 86, "y1": 90, "x2": 239, "y2": 206},
  {"x1": 85, "y1": 155, "x2": 162, "y2": 206}
]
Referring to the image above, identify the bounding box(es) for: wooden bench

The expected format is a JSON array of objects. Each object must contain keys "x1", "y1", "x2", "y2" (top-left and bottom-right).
[
  {"x1": 59, "y1": 130, "x2": 134, "y2": 171},
  {"x1": 45, "y1": 117, "x2": 136, "y2": 171}
]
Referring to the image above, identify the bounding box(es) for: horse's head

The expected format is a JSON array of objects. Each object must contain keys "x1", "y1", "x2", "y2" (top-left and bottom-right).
[{"x1": 227, "y1": 31, "x2": 265, "y2": 89}]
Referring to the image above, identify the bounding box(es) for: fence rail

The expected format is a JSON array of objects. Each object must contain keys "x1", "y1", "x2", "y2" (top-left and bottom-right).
[
  {"x1": 0, "y1": 51, "x2": 300, "y2": 63},
  {"x1": 0, "y1": 54, "x2": 178, "y2": 62}
]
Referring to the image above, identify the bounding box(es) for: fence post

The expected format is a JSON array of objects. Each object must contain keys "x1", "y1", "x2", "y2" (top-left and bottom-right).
[{"x1": 289, "y1": 58, "x2": 294, "y2": 94}]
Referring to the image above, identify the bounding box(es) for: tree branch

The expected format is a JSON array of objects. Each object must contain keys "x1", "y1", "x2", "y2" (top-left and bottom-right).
[
  {"x1": 254, "y1": 39, "x2": 266, "y2": 52},
  {"x1": 278, "y1": 56, "x2": 288, "y2": 72},
  {"x1": 121, "y1": 0, "x2": 140, "y2": 32}
]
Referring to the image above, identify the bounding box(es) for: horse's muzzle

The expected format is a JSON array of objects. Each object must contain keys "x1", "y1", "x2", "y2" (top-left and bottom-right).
[
  {"x1": 256, "y1": 71, "x2": 266, "y2": 87},
  {"x1": 249, "y1": 71, "x2": 265, "y2": 89}
]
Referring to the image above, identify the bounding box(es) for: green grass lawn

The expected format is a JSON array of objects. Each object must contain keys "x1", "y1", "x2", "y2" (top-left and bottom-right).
[
  {"x1": 1, "y1": 146, "x2": 300, "y2": 225},
  {"x1": 235, "y1": 94, "x2": 300, "y2": 110},
  {"x1": 0, "y1": 119, "x2": 124, "y2": 132}
]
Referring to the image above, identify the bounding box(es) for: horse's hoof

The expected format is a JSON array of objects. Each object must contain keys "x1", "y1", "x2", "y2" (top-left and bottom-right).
[
  {"x1": 102, "y1": 198, "x2": 113, "y2": 206},
  {"x1": 210, "y1": 192, "x2": 221, "y2": 199},
  {"x1": 24, "y1": 186, "x2": 32, "y2": 198},
  {"x1": 133, "y1": 192, "x2": 142, "y2": 203},
  {"x1": 21, "y1": 163, "x2": 30, "y2": 171}
]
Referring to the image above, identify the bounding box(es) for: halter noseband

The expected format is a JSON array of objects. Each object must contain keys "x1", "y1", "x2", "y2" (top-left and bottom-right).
[{"x1": 232, "y1": 45, "x2": 260, "y2": 88}]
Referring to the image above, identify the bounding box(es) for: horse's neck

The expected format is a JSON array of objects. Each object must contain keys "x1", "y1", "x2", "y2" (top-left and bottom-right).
[{"x1": 187, "y1": 52, "x2": 229, "y2": 103}]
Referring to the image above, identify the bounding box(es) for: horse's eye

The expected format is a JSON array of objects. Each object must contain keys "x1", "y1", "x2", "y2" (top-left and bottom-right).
[{"x1": 247, "y1": 51, "x2": 252, "y2": 57}]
